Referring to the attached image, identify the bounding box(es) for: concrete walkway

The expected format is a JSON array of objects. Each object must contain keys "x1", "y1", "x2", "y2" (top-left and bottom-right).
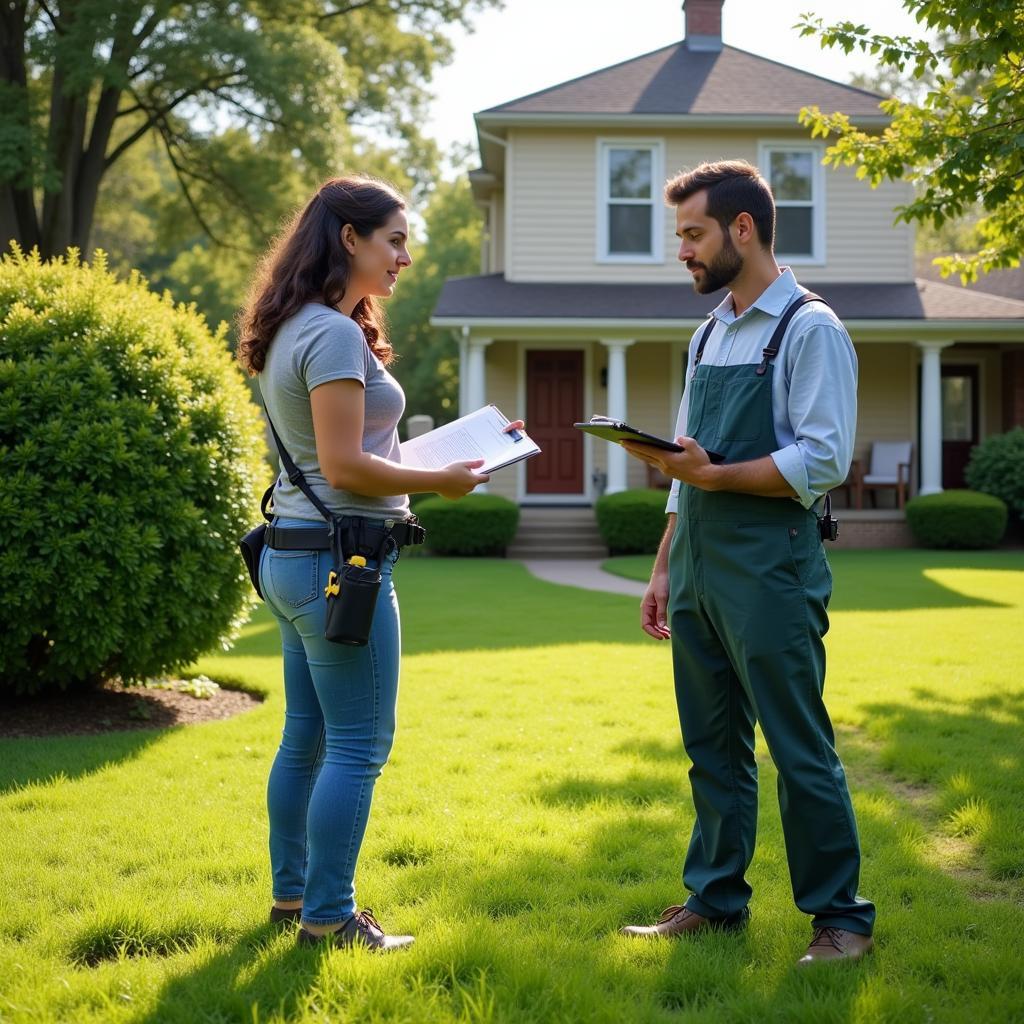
[{"x1": 520, "y1": 559, "x2": 647, "y2": 597}]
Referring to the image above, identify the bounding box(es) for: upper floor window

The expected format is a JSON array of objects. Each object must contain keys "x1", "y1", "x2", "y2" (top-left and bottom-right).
[
  {"x1": 598, "y1": 140, "x2": 663, "y2": 262},
  {"x1": 759, "y1": 143, "x2": 825, "y2": 264}
]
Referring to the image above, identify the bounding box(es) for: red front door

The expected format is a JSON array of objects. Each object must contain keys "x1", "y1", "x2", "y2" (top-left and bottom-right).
[{"x1": 526, "y1": 350, "x2": 584, "y2": 494}]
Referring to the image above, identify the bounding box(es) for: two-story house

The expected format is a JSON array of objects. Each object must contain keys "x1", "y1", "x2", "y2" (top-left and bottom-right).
[{"x1": 431, "y1": 0, "x2": 1024, "y2": 545}]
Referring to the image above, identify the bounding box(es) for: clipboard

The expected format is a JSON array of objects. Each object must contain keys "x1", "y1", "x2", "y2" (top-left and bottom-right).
[{"x1": 574, "y1": 417, "x2": 726, "y2": 464}]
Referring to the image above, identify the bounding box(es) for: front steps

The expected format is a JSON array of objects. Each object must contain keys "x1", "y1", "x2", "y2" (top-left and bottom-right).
[{"x1": 507, "y1": 506, "x2": 607, "y2": 560}]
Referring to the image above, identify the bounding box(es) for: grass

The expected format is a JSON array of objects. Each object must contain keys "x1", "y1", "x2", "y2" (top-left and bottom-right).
[{"x1": 2, "y1": 552, "x2": 1023, "y2": 1023}]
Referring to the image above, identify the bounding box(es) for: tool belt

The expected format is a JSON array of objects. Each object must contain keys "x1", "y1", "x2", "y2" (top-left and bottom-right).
[{"x1": 265, "y1": 518, "x2": 425, "y2": 553}]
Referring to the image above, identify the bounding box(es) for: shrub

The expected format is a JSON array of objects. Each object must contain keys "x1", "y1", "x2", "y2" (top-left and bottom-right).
[
  {"x1": 0, "y1": 247, "x2": 268, "y2": 694},
  {"x1": 904, "y1": 490, "x2": 1007, "y2": 549},
  {"x1": 964, "y1": 427, "x2": 1024, "y2": 519},
  {"x1": 595, "y1": 489, "x2": 670, "y2": 554},
  {"x1": 414, "y1": 493, "x2": 519, "y2": 555}
]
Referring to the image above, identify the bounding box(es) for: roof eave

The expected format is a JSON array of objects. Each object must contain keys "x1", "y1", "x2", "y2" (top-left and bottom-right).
[
  {"x1": 474, "y1": 111, "x2": 890, "y2": 132},
  {"x1": 430, "y1": 315, "x2": 1024, "y2": 340}
]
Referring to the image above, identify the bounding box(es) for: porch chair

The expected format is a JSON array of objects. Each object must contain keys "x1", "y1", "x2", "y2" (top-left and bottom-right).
[{"x1": 852, "y1": 441, "x2": 914, "y2": 510}]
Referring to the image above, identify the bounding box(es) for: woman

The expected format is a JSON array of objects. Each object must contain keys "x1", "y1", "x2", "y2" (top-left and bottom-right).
[{"x1": 238, "y1": 175, "x2": 521, "y2": 951}]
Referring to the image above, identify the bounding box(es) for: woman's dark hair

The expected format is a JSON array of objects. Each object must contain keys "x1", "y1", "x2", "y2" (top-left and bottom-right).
[
  {"x1": 664, "y1": 159, "x2": 775, "y2": 249},
  {"x1": 238, "y1": 175, "x2": 405, "y2": 374}
]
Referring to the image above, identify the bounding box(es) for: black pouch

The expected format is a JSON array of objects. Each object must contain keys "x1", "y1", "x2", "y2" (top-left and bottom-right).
[
  {"x1": 817, "y1": 492, "x2": 839, "y2": 543},
  {"x1": 323, "y1": 518, "x2": 388, "y2": 646},
  {"x1": 238, "y1": 484, "x2": 276, "y2": 600}
]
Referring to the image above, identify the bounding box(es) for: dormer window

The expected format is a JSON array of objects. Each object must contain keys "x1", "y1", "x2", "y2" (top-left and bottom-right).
[
  {"x1": 597, "y1": 140, "x2": 664, "y2": 263},
  {"x1": 759, "y1": 142, "x2": 826, "y2": 264}
]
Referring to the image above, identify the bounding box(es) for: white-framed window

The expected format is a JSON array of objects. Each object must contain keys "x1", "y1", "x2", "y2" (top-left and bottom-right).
[
  {"x1": 758, "y1": 142, "x2": 826, "y2": 264},
  {"x1": 597, "y1": 139, "x2": 664, "y2": 263}
]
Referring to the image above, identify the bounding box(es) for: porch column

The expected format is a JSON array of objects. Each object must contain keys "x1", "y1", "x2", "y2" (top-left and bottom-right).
[
  {"x1": 601, "y1": 339, "x2": 635, "y2": 494},
  {"x1": 458, "y1": 327, "x2": 470, "y2": 416},
  {"x1": 917, "y1": 340, "x2": 952, "y2": 496},
  {"x1": 466, "y1": 336, "x2": 492, "y2": 413},
  {"x1": 466, "y1": 336, "x2": 492, "y2": 491}
]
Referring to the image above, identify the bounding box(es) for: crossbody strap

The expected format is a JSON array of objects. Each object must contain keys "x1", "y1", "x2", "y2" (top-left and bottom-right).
[{"x1": 258, "y1": 382, "x2": 336, "y2": 526}]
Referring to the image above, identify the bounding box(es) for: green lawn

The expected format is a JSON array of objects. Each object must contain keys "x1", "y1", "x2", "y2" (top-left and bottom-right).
[{"x1": 2, "y1": 552, "x2": 1023, "y2": 1023}]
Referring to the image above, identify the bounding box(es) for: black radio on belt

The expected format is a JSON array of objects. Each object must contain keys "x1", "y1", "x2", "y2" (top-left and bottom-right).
[{"x1": 818, "y1": 492, "x2": 839, "y2": 543}]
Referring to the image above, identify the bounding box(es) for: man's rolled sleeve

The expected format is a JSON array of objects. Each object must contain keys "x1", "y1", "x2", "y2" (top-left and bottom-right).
[{"x1": 773, "y1": 321, "x2": 858, "y2": 510}]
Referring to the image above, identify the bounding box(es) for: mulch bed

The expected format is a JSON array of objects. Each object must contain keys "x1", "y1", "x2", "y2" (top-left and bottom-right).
[{"x1": 0, "y1": 679, "x2": 263, "y2": 739}]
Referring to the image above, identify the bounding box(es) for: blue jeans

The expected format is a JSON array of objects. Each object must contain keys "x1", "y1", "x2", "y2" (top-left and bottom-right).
[{"x1": 259, "y1": 517, "x2": 400, "y2": 926}]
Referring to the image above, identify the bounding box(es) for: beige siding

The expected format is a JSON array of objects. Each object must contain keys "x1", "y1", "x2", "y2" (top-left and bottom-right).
[
  {"x1": 505, "y1": 128, "x2": 914, "y2": 284},
  {"x1": 484, "y1": 341, "x2": 519, "y2": 501},
  {"x1": 489, "y1": 193, "x2": 505, "y2": 274},
  {"x1": 852, "y1": 342, "x2": 917, "y2": 486}
]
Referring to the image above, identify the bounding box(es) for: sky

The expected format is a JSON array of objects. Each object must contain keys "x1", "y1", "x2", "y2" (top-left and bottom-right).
[{"x1": 424, "y1": 0, "x2": 925, "y2": 153}]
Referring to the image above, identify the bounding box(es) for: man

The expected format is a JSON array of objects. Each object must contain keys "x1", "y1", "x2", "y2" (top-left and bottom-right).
[{"x1": 618, "y1": 160, "x2": 875, "y2": 966}]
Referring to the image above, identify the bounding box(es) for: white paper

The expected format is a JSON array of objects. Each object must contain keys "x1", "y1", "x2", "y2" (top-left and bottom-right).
[{"x1": 399, "y1": 405, "x2": 540, "y2": 474}]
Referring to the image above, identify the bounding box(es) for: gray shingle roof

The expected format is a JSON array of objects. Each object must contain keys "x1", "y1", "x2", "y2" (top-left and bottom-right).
[
  {"x1": 480, "y1": 43, "x2": 885, "y2": 119},
  {"x1": 432, "y1": 274, "x2": 1024, "y2": 323}
]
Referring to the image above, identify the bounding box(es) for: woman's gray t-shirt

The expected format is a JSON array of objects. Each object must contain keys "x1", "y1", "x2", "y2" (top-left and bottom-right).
[{"x1": 260, "y1": 303, "x2": 409, "y2": 522}]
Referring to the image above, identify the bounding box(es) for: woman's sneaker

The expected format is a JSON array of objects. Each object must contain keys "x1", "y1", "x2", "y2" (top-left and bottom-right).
[{"x1": 297, "y1": 909, "x2": 414, "y2": 952}]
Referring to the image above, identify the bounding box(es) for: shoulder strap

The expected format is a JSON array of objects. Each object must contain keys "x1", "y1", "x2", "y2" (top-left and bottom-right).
[
  {"x1": 755, "y1": 292, "x2": 829, "y2": 377},
  {"x1": 691, "y1": 316, "x2": 717, "y2": 376},
  {"x1": 258, "y1": 382, "x2": 336, "y2": 525}
]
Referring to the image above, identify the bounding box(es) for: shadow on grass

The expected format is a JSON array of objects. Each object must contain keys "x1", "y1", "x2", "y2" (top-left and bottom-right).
[
  {"x1": 826, "y1": 550, "x2": 1017, "y2": 612},
  {"x1": 396, "y1": 559, "x2": 649, "y2": 656},
  {"x1": 607, "y1": 550, "x2": 1023, "y2": 613},
  {"x1": 858, "y1": 686, "x2": 1024, "y2": 884},
  {"x1": 125, "y1": 924, "x2": 322, "y2": 1024},
  {"x1": 0, "y1": 730, "x2": 168, "y2": 796}
]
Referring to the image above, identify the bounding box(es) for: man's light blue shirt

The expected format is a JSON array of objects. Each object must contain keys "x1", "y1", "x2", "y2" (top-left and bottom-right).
[{"x1": 666, "y1": 268, "x2": 858, "y2": 513}]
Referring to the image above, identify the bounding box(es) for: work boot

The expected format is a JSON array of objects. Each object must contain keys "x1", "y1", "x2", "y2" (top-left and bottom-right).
[
  {"x1": 620, "y1": 904, "x2": 748, "y2": 938},
  {"x1": 269, "y1": 905, "x2": 302, "y2": 926},
  {"x1": 797, "y1": 926, "x2": 874, "y2": 966},
  {"x1": 297, "y1": 908, "x2": 414, "y2": 952}
]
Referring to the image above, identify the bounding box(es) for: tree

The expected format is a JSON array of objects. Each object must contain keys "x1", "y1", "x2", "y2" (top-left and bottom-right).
[
  {"x1": 797, "y1": 2, "x2": 1023, "y2": 281},
  {"x1": 387, "y1": 152, "x2": 482, "y2": 428},
  {"x1": 0, "y1": 0, "x2": 494, "y2": 259}
]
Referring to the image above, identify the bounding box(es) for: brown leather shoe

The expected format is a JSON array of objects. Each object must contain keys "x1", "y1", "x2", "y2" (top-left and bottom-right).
[
  {"x1": 297, "y1": 908, "x2": 414, "y2": 952},
  {"x1": 797, "y1": 927, "x2": 874, "y2": 966},
  {"x1": 620, "y1": 904, "x2": 748, "y2": 938}
]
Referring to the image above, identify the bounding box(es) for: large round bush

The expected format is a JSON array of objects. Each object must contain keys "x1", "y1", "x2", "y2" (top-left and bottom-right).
[
  {"x1": 904, "y1": 490, "x2": 1007, "y2": 549},
  {"x1": 0, "y1": 248, "x2": 267, "y2": 694},
  {"x1": 595, "y1": 489, "x2": 669, "y2": 554},
  {"x1": 964, "y1": 427, "x2": 1024, "y2": 519},
  {"x1": 415, "y1": 493, "x2": 519, "y2": 555}
]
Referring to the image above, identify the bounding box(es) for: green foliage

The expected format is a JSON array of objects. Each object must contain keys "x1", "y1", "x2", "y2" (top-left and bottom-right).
[
  {"x1": 905, "y1": 490, "x2": 1007, "y2": 549},
  {"x1": 0, "y1": 246, "x2": 268, "y2": 694},
  {"x1": 2, "y1": 0, "x2": 495, "y2": 259},
  {"x1": 388, "y1": 156, "x2": 484, "y2": 427},
  {"x1": 964, "y1": 427, "x2": 1024, "y2": 519},
  {"x1": 594, "y1": 489, "x2": 669, "y2": 555},
  {"x1": 415, "y1": 494, "x2": 520, "y2": 556},
  {"x1": 798, "y1": 2, "x2": 1024, "y2": 281}
]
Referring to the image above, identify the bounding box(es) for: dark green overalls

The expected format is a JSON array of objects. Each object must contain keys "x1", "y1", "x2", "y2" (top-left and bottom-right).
[{"x1": 669, "y1": 298, "x2": 875, "y2": 935}]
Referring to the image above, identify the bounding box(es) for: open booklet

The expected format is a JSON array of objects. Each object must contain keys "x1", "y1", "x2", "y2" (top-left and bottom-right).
[{"x1": 399, "y1": 405, "x2": 541, "y2": 474}]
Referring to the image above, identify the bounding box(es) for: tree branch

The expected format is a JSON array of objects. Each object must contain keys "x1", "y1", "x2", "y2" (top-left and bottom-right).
[{"x1": 152, "y1": 119, "x2": 245, "y2": 252}]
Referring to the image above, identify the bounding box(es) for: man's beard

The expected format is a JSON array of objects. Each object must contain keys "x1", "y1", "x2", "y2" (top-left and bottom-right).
[{"x1": 688, "y1": 233, "x2": 743, "y2": 294}]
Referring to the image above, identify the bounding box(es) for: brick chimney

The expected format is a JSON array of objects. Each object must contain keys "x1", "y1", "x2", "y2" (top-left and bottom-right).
[{"x1": 683, "y1": 0, "x2": 724, "y2": 52}]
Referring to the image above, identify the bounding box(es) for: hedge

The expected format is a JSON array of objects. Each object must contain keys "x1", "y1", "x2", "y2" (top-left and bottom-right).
[
  {"x1": 904, "y1": 489, "x2": 1008, "y2": 549},
  {"x1": 0, "y1": 247, "x2": 268, "y2": 694},
  {"x1": 594, "y1": 488, "x2": 670, "y2": 554},
  {"x1": 964, "y1": 427, "x2": 1024, "y2": 519},
  {"x1": 414, "y1": 493, "x2": 520, "y2": 555}
]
